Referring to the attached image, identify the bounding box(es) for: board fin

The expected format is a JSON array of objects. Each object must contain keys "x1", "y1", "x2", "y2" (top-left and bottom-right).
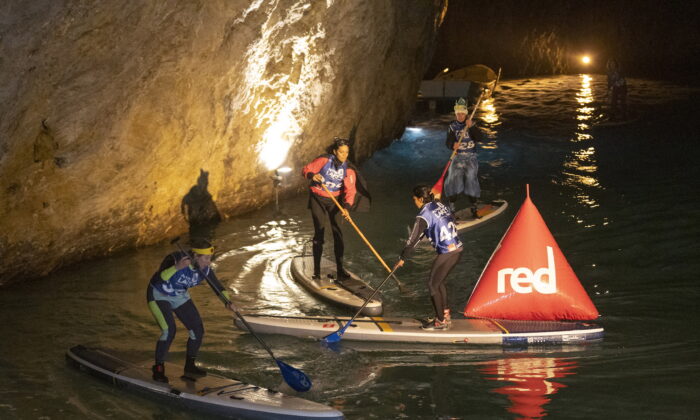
[{"x1": 464, "y1": 186, "x2": 599, "y2": 320}]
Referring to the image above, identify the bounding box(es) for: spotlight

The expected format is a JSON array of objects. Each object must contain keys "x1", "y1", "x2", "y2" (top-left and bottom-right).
[{"x1": 581, "y1": 55, "x2": 591, "y2": 65}]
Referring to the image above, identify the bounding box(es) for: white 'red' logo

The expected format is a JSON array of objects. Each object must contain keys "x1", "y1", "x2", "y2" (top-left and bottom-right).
[{"x1": 497, "y1": 246, "x2": 557, "y2": 294}]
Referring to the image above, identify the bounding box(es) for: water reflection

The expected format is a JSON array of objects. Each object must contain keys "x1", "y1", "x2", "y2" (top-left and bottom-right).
[
  {"x1": 480, "y1": 356, "x2": 579, "y2": 420},
  {"x1": 559, "y1": 74, "x2": 601, "y2": 209},
  {"x1": 477, "y1": 96, "x2": 501, "y2": 143}
]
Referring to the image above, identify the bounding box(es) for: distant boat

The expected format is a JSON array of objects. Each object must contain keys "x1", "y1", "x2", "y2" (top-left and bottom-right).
[{"x1": 435, "y1": 64, "x2": 501, "y2": 101}]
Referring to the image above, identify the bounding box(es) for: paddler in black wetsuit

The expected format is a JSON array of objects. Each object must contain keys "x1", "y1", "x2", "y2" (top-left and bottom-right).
[
  {"x1": 301, "y1": 137, "x2": 371, "y2": 281},
  {"x1": 394, "y1": 185, "x2": 463, "y2": 330}
]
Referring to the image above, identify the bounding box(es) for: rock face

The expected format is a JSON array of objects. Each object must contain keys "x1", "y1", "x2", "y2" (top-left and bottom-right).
[{"x1": 0, "y1": 0, "x2": 446, "y2": 285}]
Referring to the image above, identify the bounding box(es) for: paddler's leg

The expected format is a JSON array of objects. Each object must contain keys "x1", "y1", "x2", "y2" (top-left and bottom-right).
[
  {"x1": 309, "y1": 194, "x2": 327, "y2": 279},
  {"x1": 463, "y1": 155, "x2": 481, "y2": 218},
  {"x1": 174, "y1": 299, "x2": 206, "y2": 377},
  {"x1": 147, "y1": 289, "x2": 176, "y2": 383},
  {"x1": 327, "y1": 201, "x2": 348, "y2": 280},
  {"x1": 422, "y1": 250, "x2": 462, "y2": 330},
  {"x1": 443, "y1": 162, "x2": 462, "y2": 212}
]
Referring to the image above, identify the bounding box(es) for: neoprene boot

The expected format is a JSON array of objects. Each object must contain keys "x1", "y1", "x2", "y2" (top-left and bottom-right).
[
  {"x1": 152, "y1": 362, "x2": 169, "y2": 383},
  {"x1": 184, "y1": 356, "x2": 207, "y2": 377}
]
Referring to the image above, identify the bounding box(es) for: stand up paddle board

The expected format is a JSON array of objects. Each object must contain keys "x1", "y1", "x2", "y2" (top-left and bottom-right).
[
  {"x1": 453, "y1": 199, "x2": 508, "y2": 232},
  {"x1": 290, "y1": 253, "x2": 382, "y2": 316},
  {"x1": 65, "y1": 345, "x2": 343, "y2": 420},
  {"x1": 233, "y1": 315, "x2": 603, "y2": 346}
]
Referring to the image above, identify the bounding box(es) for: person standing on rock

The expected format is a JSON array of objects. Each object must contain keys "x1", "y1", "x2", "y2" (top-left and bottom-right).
[
  {"x1": 301, "y1": 137, "x2": 370, "y2": 281},
  {"x1": 444, "y1": 97, "x2": 484, "y2": 219},
  {"x1": 146, "y1": 239, "x2": 235, "y2": 383},
  {"x1": 394, "y1": 184, "x2": 463, "y2": 330}
]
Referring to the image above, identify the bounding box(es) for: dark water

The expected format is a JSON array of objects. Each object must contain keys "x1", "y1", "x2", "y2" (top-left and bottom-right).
[{"x1": 1, "y1": 75, "x2": 699, "y2": 419}]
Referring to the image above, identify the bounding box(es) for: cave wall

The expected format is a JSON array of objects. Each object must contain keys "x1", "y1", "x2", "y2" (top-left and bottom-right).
[
  {"x1": 0, "y1": 0, "x2": 446, "y2": 285},
  {"x1": 427, "y1": 0, "x2": 698, "y2": 82}
]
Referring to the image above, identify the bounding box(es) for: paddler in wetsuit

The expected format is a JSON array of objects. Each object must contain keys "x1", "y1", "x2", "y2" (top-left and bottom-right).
[
  {"x1": 444, "y1": 97, "x2": 484, "y2": 218},
  {"x1": 301, "y1": 137, "x2": 370, "y2": 281},
  {"x1": 146, "y1": 239, "x2": 235, "y2": 383},
  {"x1": 394, "y1": 185, "x2": 463, "y2": 330}
]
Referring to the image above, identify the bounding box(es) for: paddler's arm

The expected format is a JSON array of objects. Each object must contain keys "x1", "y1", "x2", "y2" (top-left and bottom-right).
[
  {"x1": 159, "y1": 254, "x2": 192, "y2": 281},
  {"x1": 201, "y1": 267, "x2": 237, "y2": 312},
  {"x1": 445, "y1": 127, "x2": 457, "y2": 150},
  {"x1": 394, "y1": 216, "x2": 428, "y2": 269},
  {"x1": 339, "y1": 167, "x2": 358, "y2": 220},
  {"x1": 301, "y1": 156, "x2": 329, "y2": 182}
]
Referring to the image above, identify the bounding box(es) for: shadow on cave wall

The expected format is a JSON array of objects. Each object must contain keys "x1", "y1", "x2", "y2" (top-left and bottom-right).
[{"x1": 181, "y1": 169, "x2": 221, "y2": 241}]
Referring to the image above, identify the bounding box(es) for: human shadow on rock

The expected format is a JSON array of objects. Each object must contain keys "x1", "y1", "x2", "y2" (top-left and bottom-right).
[{"x1": 181, "y1": 169, "x2": 221, "y2": 241}]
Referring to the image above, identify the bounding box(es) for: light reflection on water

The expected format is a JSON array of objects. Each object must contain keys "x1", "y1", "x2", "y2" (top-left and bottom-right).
[{"x1": 479, "y1": 356, "x2": 578, "y2": 420}]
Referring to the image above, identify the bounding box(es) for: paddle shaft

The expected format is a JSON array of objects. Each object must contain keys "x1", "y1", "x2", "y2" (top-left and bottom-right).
[
  {"x1": 173, "y1": 243, "x2": 278, "y2": 359},
  {"x1": 318, "y1": 183, "x2": 403, "y2": 290},
  {"x1": 333, "y1": 266, "x2": 399, "y2": 338}
]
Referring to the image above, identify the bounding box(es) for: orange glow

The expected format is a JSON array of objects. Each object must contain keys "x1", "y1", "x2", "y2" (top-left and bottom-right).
[{"x1": 581, "y1": 55, "x2": 591, "y2": 64}]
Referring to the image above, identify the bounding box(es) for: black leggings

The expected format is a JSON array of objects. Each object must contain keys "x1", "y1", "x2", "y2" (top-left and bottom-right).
[
  {"x1": 147, "y1": 288, "x2": 204, "y2": 363},
  {"x1": 428, "y1": 249, "x2": 462, "y2": 321},
  {"x1": 309, "y1": 193, "x2": 345, "y2": 274}
]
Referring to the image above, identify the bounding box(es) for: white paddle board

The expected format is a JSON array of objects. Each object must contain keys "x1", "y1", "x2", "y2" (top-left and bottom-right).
[
  {"x1": 290, "y1": 255, "x2": 383, "y2": 316},
  {"x1": 234, "y1": 314, "x2": 603, "y2": 346}
]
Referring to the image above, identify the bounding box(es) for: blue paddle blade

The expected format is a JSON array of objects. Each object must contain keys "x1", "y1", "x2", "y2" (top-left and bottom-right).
[
  {"x1": 322, "y1": 331, "x2": 342, "y2": 344},
  {"x1": 276, "y1": 360, "x2": 312, "y2": 392}
]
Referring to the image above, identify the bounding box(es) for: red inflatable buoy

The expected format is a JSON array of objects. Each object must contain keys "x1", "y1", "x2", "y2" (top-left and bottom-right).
[{"x1": 464, "y1": 186, "x2": 599, "y2": 321}]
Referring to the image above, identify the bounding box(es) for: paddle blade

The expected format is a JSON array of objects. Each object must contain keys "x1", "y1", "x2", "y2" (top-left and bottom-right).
[
  {"x1": 322, "y1": 331, "x2": 343, "y2": 344},
  {"x1": 276, "y1": 360, "x2": 312, "y2": 392}
]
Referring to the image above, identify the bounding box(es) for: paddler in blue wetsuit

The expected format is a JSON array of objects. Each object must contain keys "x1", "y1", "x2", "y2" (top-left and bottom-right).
[
  {"x1": 394, "y1": 185, "x2": 463, "y2": 330},
  {"x1": 147, "y1": 239, "x2": 235, "y2": 383},
  {"x1": 444, "y1": 97, "x2": 484, "y2": 218},
  {"x1": 301, "y1": 137, "x2": 371, "y2": 281}
]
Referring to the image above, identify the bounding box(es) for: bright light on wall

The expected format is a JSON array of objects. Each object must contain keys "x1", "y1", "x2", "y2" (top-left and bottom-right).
[
  {"x1": 230, "y1": 1, "x2": 335, "y2": 171},
  {"x1": 581, "y1": 55, "x2": 591, "y2": 65}
]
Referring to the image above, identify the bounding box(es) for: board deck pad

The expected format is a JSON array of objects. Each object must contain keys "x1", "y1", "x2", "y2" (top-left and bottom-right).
[
  {"x1": 291, "y1": 253, "x2": 382, "y2": 316},
  {"x1": 234, "y1": 314, "x2": 604, "y2": 346},
  {"x1": 453, "y1": 199, "x2": 508, "y2": 232},
  {"x1": 66, "y1": 345, "x2": 343, "y2": 420}
]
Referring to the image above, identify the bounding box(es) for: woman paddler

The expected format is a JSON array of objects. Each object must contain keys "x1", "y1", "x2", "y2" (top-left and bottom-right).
[
  {"x1": 146, "y1": 239, "x2": 235, "y2": 383},
  {"x1": 301, "y1": 137, "x2": 370, "y2": 281},
  {"x1": 394, "y1": 185, "x2": 463, "y2": 330}
]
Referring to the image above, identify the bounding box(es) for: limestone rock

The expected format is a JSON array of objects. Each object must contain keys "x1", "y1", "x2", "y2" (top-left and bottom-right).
[{"x1": 0, "y1": 0, "x2": 446, "y2": 285}]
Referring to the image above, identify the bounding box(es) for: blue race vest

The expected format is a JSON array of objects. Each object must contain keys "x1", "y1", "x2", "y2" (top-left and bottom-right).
[
  {"x1": 450, "y1": 121, "x2": 476, "y2": 156},
  {"x1": 419, "y1": 201, "x2": 463, "y2": 254},
  {"x1": 317, "y1": 155, "x2": 348, "y2": 193},
  {"x1": 151, "y1": 266, "x2": 209, "y2": 297}
]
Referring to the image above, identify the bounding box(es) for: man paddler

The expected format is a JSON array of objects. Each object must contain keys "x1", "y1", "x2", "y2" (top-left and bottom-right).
[
  {"x1": 444, "y1": 97, "x2": 484, "y2": 218},
  {"x1": 301, "y1": 137, "x2": 370, "y2": 281}
]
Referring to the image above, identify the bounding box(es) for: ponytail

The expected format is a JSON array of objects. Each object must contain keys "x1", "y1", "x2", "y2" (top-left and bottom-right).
[{"x1": 412, "y1": 184, "x2": 434, "y2": 204}]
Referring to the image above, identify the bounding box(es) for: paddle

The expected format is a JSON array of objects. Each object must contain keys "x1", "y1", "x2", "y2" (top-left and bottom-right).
[
  {"x1": 323, "y1": 265, "x2": 401, "y2": 344},
  {"x1": 431, "y1": 92, "x2": 485, "y2": 199},
  {"x1": 170, "y1": 238, "x2": 312, "y2": 392},
  {"x1": 318, "y1": 182, "x2": 406, "y2": 293}
]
